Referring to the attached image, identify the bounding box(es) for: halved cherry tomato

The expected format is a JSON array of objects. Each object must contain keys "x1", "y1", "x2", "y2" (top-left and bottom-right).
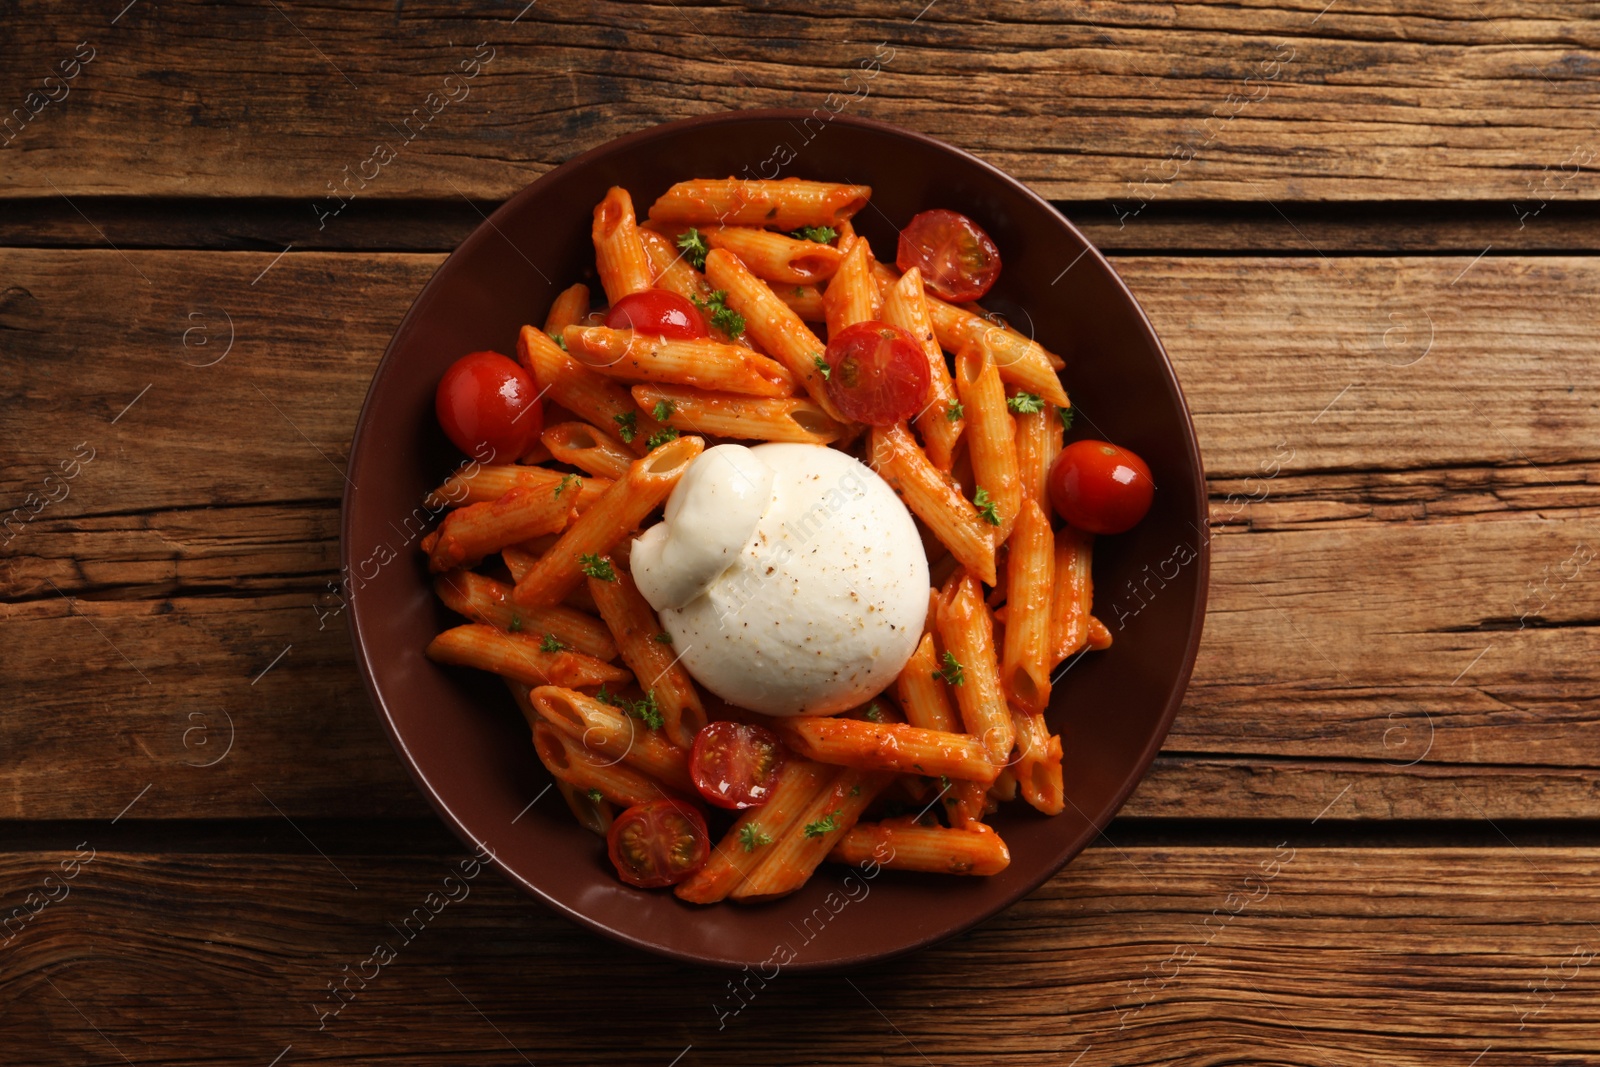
[
  {"x1": 820, "y1": 321, "x2": 930, "y2": 426},
  {"x1": 896, "y1": 209, "x2": 1002, "y2": 302},
  {"x1": 604, "y1": 289, "x2": 708, "y2": 340},
  {"x1": 1048, "y1": 440, "x2": 1155, "y2": 535},
  {"x1": 690, "y1": 721, "x2": 787, "y2": 810},
  {"x1": 605, "y1": 799, "x2": 710, "y2": 888},
  {"x1": 434, "y1": 350, "x2": 543, "y2": 462}
]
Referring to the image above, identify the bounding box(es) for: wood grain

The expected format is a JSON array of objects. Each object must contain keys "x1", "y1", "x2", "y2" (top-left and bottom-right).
[
  {"x1": 2, "y1": 846, "x2": 1598, "y2": 1064},
  {"x1": 1, "y1": 2, "x2": 1596, "y2": 204}
]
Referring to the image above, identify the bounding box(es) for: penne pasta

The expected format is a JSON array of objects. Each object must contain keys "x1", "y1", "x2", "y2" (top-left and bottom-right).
[
  {"x1": 674, "y1": 758, "x2": 834, "y2": 905},
  {"x1": 424, "y1": 462, "x2": 609, "y2": 510},
  {"x1": 1014, "y1": 400, "x2": 1064, "y2": 503},
  {"x1": 1050, "y1": 524, "x2": 1094, "y2": 664},
  {"x1": 882, "y1": 267, "x2": 962, "y2": 470},
  {"x1": 936, "y1": 572, "x2": 1013, "y2": 764},
  {"x1": 1088, "y1": 615, "x2": 1113, "y2": 650},
  {"x1": 434, "y1": 571, "x2": 619, "y2": 661},
  {"x1": 1010, "y1": 704, "x2": 1065, "y2": 816},
  {"x1": 631, "y1": 384, "x2": 844, "y2": 445},
  {"x1": 525, "y1": 685, "x2": 695, "y2": 794},
  {"x1": 729, "y1": 767, "x2": 891, "y2": 901},
  {"x1": 637, "y1": 227, "x2": 752, "y2": 348},
  {"x1": 541, "y1": 421, "x2": 635, "y2": 480},
  {"x1": 425, "y1": 486, "x2": 573, "y2": 573},
  {"x1": 518, "y1": 324, "x2": 668, "y2": 455},
  {"x1": 531, "y1": 721, "x2": 683, "y2": 808},
  {"x1": 773, "y1": 717, "x2": 999, "y2": 784},
  {"x1": 777, "y1": 283, "x2": 825, "y2": 322},
  {"x1": 555, "y1": 778, "x2": 614, "y2": 836},
  {"x1": 829, "y1": 821, "x2": 1010, "y2": 876},
  {"x1": 426, "y1": 623, "x2": 629, "y2": 689},
  {"x1": 1000, "y1": 499, "x2": 1054, "y2": 713},
  {"x1": 544, "y1": 282, "x2": 591, "y2": 335},
  {"x1": 821, "y1": 237, "x2": 879, "y2": 338},
  {"x1": 586, "y1": 565, "x2": 707, "y2": 749},
  {"x1": 954, "y1": 340, "x2": 1022, "y2": 544},
  {"x1": 592, "y1": 186, "x2": 654, "y2": 304},
  {"x1": 868, "y1": 423, "x2": 997, "y2": 586},
  {"x1": 647, "y1": 178, "x2": 871, "y2": 230},
  {"x1": 562, "y1": 325, "x2": 794, "y2": 398},
  {"x1": 895, "y1": 632, "x2": 962, "y2": 733},
  {"x1": 701, "y1": 226, "x2": 843, "y2": 285},
  {"x1": 512, "y1": 435, "x2": 703, "y2": 609}
]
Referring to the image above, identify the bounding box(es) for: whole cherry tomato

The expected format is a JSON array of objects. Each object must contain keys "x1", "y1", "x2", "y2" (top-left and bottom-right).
[
  {"x1": 1048, "y1": 440, "x2": 1155, "y2": 535},
  {"x1": 434, "y1": 350, "x2": 543, "y2": 462},
  {"x1": 604, "y1": 289, "x2": 708, "y2": 339},
  {"x1": 821, "y1": 321, "x2": 930, "y2": 426},
  {"x1": 896, "y1": 209, "x2": 1002, "y2": 302},
  {"x1": 605, "y1": 799, "x2": 710, "y2": 888},
  {"x1": 690, "y1": 721, "x2": 787, "y2": 810}
]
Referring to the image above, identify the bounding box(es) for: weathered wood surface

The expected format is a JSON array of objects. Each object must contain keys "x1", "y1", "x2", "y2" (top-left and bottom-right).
[
  {"x1": 3, "y1": 846, "x2": 1598, "y2": 1064},
  {"x1": 3, "y1": 2, "x2": 1598, "y2": 204},
  {"x1": 2, "y1": 248, "x2": 1595, "y2": 821}
]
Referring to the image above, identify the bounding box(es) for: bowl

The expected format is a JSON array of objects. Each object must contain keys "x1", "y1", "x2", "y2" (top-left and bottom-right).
[{"x1": 343, "y1": 109, "x2": 1208, "y2": 970}]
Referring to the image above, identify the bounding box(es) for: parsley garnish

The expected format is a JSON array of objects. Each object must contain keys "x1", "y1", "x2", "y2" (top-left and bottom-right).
[
  {"x1": 790, "y1": 225, "x2": 838, "y2": 244},
  {"x1": 579, "y1": 553, "x2": 616, "y2": 581},
  {"x1": 539, "y1": 634, "x2": 566, "y2": 653},
  {"x1": 653, "y1": 632, "x2": 673, "y2": 644},
  {"x1": 628, "y1": 690, "x2": 665, "y2": 731},
  {"x1": 813, "y1": 354, "x2": 831, "y2": 380},
  {"x1": 612, "y1": 410, "x2": 638, "y2": 443},
  {"x1": 933, "y1": 651, "x2": 965, "y2": 686},
  {"x1": 862, "y1": 703, "x2": 884, "y2": 723},
  {"x1": 595, "y1": 685, "x2": 623, "y2": 708},
  {"x1": 946, "y1": 401, "x2": 964, "y2": 422},
  {"x1": 554, "y1": 472, "x2": 579, "y2": 498},
  {"x1": 552, "y1": 332, "x2": 567, "y2": 351},
  {"x1": 849, "y1": 783, "x2": 862, "y2": 797},
  {"x1": 677, "y1": 227, "x2": 709, "y2": 270},
  {"x1": 1058, "y1": 406, "x2": 1075, "y2": 431},
  {"x1": 973, "y1": 487, "x2": 1001, "y2": 526},
  {"x1": 691, "y1": 289, "x2": 746, "y2": 338},
  {"x1": 644, "y1": 427, "x2": 679, "y2": 450},
  {"x1": 586, "y1": 787, "x2": 604, "y2": 803},
  {"x1": 508, "y1": 614, "x2": 523, "y2": 633},
  {"x1": 803, "y1": 810, "x2": 843, "y2": 838},
  {"x1": 738, "y1": 825, "x2": 773, "y2": 852},
  {"x1": 1007, "y1": 391, "x2": 1045, "y2": 414},
  {"x1": 651, "y1": 399, "x2": 676, "y2": 422}
]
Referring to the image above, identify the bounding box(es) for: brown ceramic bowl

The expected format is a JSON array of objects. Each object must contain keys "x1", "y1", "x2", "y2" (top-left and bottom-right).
[{"x1": 344, "y1": 110, "x2": 1208, "y2": 970}]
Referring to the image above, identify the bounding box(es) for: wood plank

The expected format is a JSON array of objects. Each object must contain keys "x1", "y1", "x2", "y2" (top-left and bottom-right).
[
  {"x1": 1, "y1": 2, "x2": 1596, "y2": 203},
  {"x1": 2, "y1": 846, "x2": 1597, "y2": 1063}
]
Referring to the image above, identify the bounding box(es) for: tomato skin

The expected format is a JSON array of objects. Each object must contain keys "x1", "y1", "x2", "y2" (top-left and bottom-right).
[
  {"x1": 1048, "y1": 440, "x2": 1155, "y2": 535},
  {"x1": 896, "y1": 209, "x2": 1002, "y2": 302},
  {"x1": 604, "y1": 289, "x2": 708, "y2": 339},
  {"x1": 690, "y1": 722, "x2": 787, "y2": 810},
  {"x1": 821, "y1": 321, "x2": 931, "y2": 426},
  {"x1": 605, "y1": 799, "x2": 710, "y2": 889},
  {"x1": 434, "y1": 351, "x2": 543, "y2": 462}
]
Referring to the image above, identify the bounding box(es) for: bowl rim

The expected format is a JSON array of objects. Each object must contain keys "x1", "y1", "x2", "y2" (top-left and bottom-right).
[{"x1": 342, "y1": 107, "x2": 1210, "y2": 970}]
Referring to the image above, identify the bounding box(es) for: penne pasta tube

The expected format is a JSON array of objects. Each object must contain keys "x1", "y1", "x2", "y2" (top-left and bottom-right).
[
  {"x1": 829, "y1": 821, "x2": 1010, "y2": 876},
  {"x1": 936, "y1": 572, "x2": 1014, "y2": 764},
  {"x1": 822, "y1": 237, "x2": 880, "y2": 338},
  {"x1": 434, "y1": 571, "x2": 619, "y2": 661},
  {"x1": 587, "y1": 566, "x2": 707, "y2": 749},
  {"x1": 541, "y1": 421, "x2": 635, "y2": 480},
  {"x1": 562, "y1": 325, "x2": 794, "y2": 398},
  {"x1": 882, "y1": 267, "x2": 962, "y2": 470},
  {"x1": 555, "y1": 777, "x2": 614, "y2": 836},
  {"x1": 730, "y1": 767, "x2": 891, "y2": 901},
  {"x1": 531, "y1": 721, "x2": 683, "y2": 808},
  {"x1": 592, "y1": 186, "x2": 654, "y2": 304},
  {"x1": 1050, "y1": 524, "x2": 1094, "y2": 663},
  {"x1": 424, "y1": 463, "x2": 609, "y2": 510},
  {"x1": 701, "y1": 226, "x2": 843, "y2": 285},
  {"x1": 512, "y1": 435, "x2": 703, "y2": 609},
  {"x1": 425, "y1": 623, "x2": 630, "y2": 689},
  {"x1": 648, "y1": 178, "x2": 871, "y2": 230},
  {"x1": 773, "y1": 718, "x2": 999, "y2": 784},
  {"x1": 777, "y1": 283, "x2": 825, "y2": 322},
  {"x1": 631, "y1": 384, "x2": 844, "y2": 445},
  {"x1": 954, "y1": 341, "x2": 1022, "y2": 544},
  {"x1": 1010, "y1": 705, "x2": 1065, "y2": 816},
  {"x1": 896, "y1": 632, "x2": 962, "y2": 733},
  {"x1": 1088, "y1": 615, "x2": 1113, "y2": 650},
  {"x1": 426, "y1": 487, "x2": 573, "y2": 573},
  {"x1": 637, "y1": 227, "x2": 752, "y2": 348},
  {"x1": 703, "y1": 248, "x2": 848, "y2": 422},
  {"x1": 518, "y1": 324, "x2": 667, "y2": 455},
  {"x1": 544, "y1": 282, "x2": 591, "y2": 335},
  {"x1": 675, "y1": 758, "x2": 834, "y2": 905},
  {"x1": 1000, "y1": 499, "x2": 1054, "y2": 713},
  {"x1": 868, "y1": 423, "x2": 997, "y2": 586},
  {"x1": 526, "y1": 686, "x2": 695, "y2": 794},
  {"x1": 1014, "y1": 402, "x2": 1064, "y2": 504}
]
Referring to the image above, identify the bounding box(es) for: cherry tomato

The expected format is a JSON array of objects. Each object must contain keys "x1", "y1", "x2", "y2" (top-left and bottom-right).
[
  {"x1": 605, "y1": 799, "x2": 710, "y2": 888},
  {"x1": 1048, "y1": 440, "x2": 1155, "y2": 535},
  {"x1": 690, "y1": 721, "x2": 787, "y2": 810},
  {"x1": 434, "y1": 350, "x2": 543, "y2": 462},
  {"x1": 896, "y1": 209, "x2": 1002, "y2": 302},
  {"x1": 821, "y1": 321, "x2": 930, "y2": 426},
  {"x1": 604, "y1": 289, "x2": 708, "y2": 340}
]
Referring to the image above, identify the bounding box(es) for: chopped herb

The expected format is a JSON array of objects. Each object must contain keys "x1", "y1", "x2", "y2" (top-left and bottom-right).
[
  {"x1": 552, "y1": 332, "x2": 568, "y2": 351},
  {"x1": 849, "y1": 784, "x2": 862, "y2": 797},
  {"x1": 862, "y1": 703, "x2": 884, "y2": 723},
  {"x1": 612, "y1": 410, "x2": 638, "y2": 443},
  {"x1": 578, "y1": 553, "x2": 616, "y2": 581},
  {"x1": 508, "y1": 614, "x2": 523, "y2": 633},
  {"x1": 946, "y1": 401, "x2": 964, "y2": 422},
  {"x1": 1007, "y1": 391, "x2": 1045, "y2": 414},
  {"x1": 790, "y1": 225, "x2": 838, "y2": 244},
  {"x1": 651, "y1": 399, "x2": 676, "y2": 422},
  {"x1": 933, "y1": 650, "x2": 965, "y2": 686},
  {"x1": 738, "y1": 825, "x2": 773, "y2": 852},
  {"x1": 691, "y1": 289, "x2": 746, "y2": 338},
  {"x1": 628, "y1": 690, "x2": 665, "y2": 731},
  {"x1": 1058, "y1": 406, "x2": 1075, "y2": 431},
  {"x1": 554, "y1": 472, "x2": 580, "y2": 498},
  {"x1": 595, "y1": 684, "x2": 623, "y2": 708},
  {"x1": 676, "y1": 227, "x2": 709, "y2": 270},
  {"x1": 813, "y1": 354, "x2": 831, "y2": 380},
  {"x1": 803, "y1": 810, "x2": 843, "y2": 838},
  {"x1": 653, "y1": 632, "x2": 674, "y2": 644},
  {"x1": 973, "y1": 487, "x2": 1001, "y2": 526},
  {"x1": 938, "y1": 775, "x2": 952, "y2": 793},
  {"x1": 585, "y1": 788, "x2": 604, "y2": 803},
  {"x1": 793, "y1": 286, "x2": 807, "y2": 297},
  {"x1": 539, "y1": 633, "x2": 566, "y2": 653},
  {"x1": 644, "y1": 427, "x2": 679, "y2": 450}
]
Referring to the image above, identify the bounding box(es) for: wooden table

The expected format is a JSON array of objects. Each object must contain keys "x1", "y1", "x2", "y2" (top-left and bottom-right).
[{"x1": 4, "y1": 3, "x2": 1598, "y2": 1063}]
